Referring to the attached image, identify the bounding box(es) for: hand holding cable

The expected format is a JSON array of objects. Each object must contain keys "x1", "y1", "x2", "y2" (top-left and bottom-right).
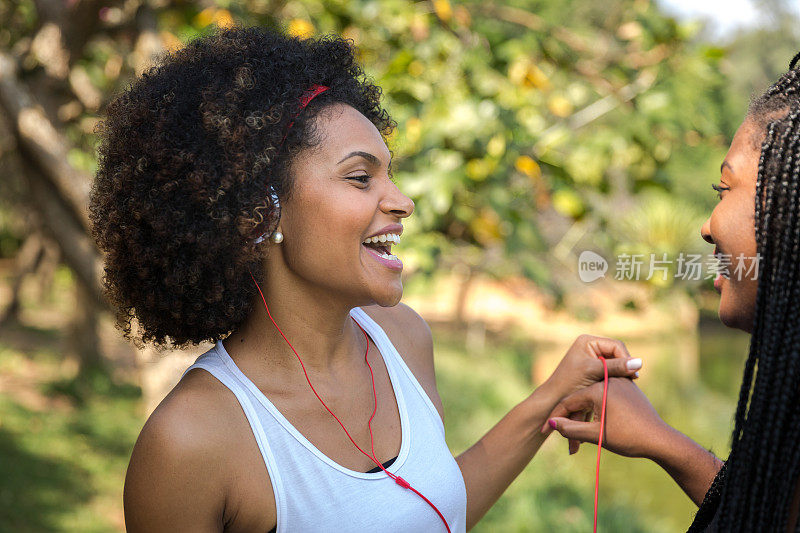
[
  {"x1": 541, "y1": 377, "x2": 671, "y2": 459},
  {"x1": 541, "y1": 334, "x2": 642, "y2": 401},
  {"x1": 542, "y1": 375, "x2": 673, "y2": 530}
]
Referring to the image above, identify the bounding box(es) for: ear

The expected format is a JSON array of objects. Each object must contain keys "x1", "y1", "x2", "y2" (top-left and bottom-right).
[{"x1": 253, "y1": 184, "x2": 282, "y2": 244}]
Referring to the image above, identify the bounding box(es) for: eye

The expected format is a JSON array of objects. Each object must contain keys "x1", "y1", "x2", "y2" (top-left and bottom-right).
[
  {"x1": 349, "y1": 174, "x2": 371, "y2": 184},
  {"x1": 711, "y1": 183, "x2": 730, "y2": 200}
]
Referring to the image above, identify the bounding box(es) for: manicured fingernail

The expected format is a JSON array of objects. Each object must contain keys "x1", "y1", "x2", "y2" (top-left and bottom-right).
[
  {"x1": 634, "y1": 371, "x2": 640, "y2": 378},
  {"x1": 627, "y1": 358, "x2": 642, "y2": 371},
  {"x1": 548, "y1": 419, "x2": 557, "y2": 429}
]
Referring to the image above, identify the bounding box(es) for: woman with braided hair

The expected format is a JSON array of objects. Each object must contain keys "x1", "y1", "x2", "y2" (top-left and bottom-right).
[
  {"x1": 544, "y1": 53, "x2": 800, "y2": 531},
  {"x1": 95, "y1": 25, "x2": 643, "y2": 532}
]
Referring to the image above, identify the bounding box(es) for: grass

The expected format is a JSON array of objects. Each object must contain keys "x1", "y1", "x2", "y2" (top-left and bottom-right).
[{"x1": 0, "y1": 341, "x2": 141, "y2": 532}]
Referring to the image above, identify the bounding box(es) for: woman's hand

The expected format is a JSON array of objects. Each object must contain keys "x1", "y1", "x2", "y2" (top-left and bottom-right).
[
  {"x1": 540, "y1": 377, "x2": 725, "y2": 506},
  {"x1": 541, "y1": 377, "x2": 670, "y2": 459},
  {"x1": 542, "y1": 334, "x2": 642, "y2": 402}
]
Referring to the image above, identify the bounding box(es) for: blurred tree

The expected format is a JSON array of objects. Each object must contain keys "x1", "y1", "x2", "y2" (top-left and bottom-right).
[{"x1": 0, "y1": 0, "x2": 741, "y2": 350}]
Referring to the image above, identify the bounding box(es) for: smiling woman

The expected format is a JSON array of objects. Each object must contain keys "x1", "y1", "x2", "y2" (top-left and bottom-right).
[
  {"x1": 272, "y1": 103, "x2": 412, "y2": 299},
  {"x1": 89, "y1": 25, "x2": 642, "y2": 533},
  {"x1": 544, "y1": 55, "x2": 800, "y2": 532},
  {"x1": 700, "y1": 121, "x2": 760, "y2": 332}
]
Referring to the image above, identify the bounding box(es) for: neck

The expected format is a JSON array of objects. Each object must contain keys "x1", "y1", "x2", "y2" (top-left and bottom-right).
[{"x1": 227, "y1": 267, "x2": 368, "y2": 373}]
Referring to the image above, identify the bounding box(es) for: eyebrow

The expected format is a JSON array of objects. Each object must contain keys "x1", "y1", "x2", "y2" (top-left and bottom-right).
[
  {"x1": 337, "y1": 151, "x2": 381, "y2": 166},
  {"x1": 721, "y1": 161, "x2": 734, "y2": 174}
]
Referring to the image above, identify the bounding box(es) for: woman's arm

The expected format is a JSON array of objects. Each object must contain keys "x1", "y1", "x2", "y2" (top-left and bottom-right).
[
  {"x1": 455, "y1": 336, "x2": 640, "y2": 529},
  {"x1": 652, "y1": 427, "x2": 724, "y2": 506},
  {"x1": 455, "y1": 380, "x2": 560, "y2": 529},
  {"x1": 545, "y1": 378, "x2": 723, "y2": 506},
  {"x1": 123, "y1": 372, "x2": 272, "y2": 532},
  {"x1": 124, "y1": 406, "x2": 224, "y2": 531},
  {"x1": 371, "y1": 305, "x2": 640, "y2": 530},
  {"x1": 124, "y1": 398, "x2": 227, "y2": 532}
]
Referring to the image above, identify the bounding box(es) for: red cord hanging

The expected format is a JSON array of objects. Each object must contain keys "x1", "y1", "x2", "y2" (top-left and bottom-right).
[
  {"x1": 593, "y1": 356, "x2": 609, "y2": 533},
  {"x1": 249, "y1": 271, "x2": 451, "y2": 532}
]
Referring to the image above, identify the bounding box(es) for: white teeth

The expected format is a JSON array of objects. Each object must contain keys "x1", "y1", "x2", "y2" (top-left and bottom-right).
[{"x1": 362, "y1": 233, "x2": 401, "y2": 245}]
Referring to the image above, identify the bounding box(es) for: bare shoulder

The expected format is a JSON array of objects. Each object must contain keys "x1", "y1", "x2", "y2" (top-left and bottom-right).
[
  {"x1": 124, "y1": 368, "x2": 266, "y2": 532},
  {"x1": 360, "y1": 303, "x2": 444, "y2": 420}
]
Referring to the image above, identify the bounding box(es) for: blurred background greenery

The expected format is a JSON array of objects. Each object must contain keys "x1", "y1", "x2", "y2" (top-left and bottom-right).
[{"x1": 0, "y1": 0, "x2": 797, "y2": 531}]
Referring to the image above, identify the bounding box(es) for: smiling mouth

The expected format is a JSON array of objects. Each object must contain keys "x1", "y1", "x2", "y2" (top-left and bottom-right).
[
  {"x1": 363, "y1": 241, "x2": 392, "y2": 255},
  {"x1": 361, "y1": 233, "x2": 401, "y2": 261},
  {"x1": 363, "y1": 244, "x2": 399, "y2": 261}
]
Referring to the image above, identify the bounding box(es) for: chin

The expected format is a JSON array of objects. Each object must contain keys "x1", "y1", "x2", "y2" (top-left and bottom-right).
[
  {"x1": 371, "y1": 284, "x2": 403, "y2": 308},
  {"x1": 718, "y1": 302, "x2": 754, "y2": 334}
]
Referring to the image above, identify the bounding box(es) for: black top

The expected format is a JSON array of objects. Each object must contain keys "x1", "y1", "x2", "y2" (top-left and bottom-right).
[
  {"x1": 365, "y1": 454, "x2": 398, "y2": 473},
  {"x1": 265, "y1": 455, "x2": 399, "y2": 533}
]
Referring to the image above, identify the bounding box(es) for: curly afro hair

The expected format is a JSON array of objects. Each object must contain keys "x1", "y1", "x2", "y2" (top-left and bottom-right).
[{"x1": 89, "y1": 25, "x2": 395, "y2": 347}]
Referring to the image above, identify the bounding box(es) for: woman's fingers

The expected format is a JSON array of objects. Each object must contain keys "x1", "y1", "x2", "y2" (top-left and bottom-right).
[
  {"x1": 543, "y1": 385, "x2": 602, "y2": 443},
  {"x1": 566, "y1": 409, "x2": 594, "y2": 454},
  {"x1": 585, "y1": 336, "x2": 631, "y2": 360},
  {"x1": 568, "y1": 438, "x2": 580, "y2": 455},
  {"x1": 547, "y1": 335, "x2": 641, "y2": 402},
  {"x1": 579, "y1": 336, "x2": 642, "y2": 380},
  {"x1": 541, "y1": 385, "x2": 599, "y2": 433},
  {"x1": 590, "y1": 356, "x2": 642, "y2": 380},
  {"x1": 567, "y1": 410, "x2": 587, "y2": 455},
  {"x1": 549, "y1": 417, "x2": 602, "y2": 445}
]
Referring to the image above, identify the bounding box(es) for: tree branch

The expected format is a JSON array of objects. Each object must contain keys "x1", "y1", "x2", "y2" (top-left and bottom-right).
[
  {"x1": 0, "y1": 52, "x2": 92, "y2": 231},
  {"x1": 23, "y1": 163, "x2": 105, "y2": 307}
]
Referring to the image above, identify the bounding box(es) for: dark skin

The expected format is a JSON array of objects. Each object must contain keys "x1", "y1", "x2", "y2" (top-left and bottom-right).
[
  {"x1": 123, "y1": 104, "x2": 642, "y2": 532},
  {"x1": 542, "y1": 117, "x2": 800, "y2": 529}
]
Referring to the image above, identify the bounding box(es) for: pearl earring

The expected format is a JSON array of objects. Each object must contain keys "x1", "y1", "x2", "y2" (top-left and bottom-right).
[{"x1": 270, "y1": 230, "x2": 284, "y2": 244}]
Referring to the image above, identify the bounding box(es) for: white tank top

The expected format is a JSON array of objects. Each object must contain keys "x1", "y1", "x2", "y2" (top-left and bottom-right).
[{"x1": 181, "y1": 306, "x2": 468, "y2": 532}]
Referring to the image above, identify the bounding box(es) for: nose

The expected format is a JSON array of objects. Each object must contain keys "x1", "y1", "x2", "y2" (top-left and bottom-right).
[
  {"x1": 700, "y1": 216, "x2": 714, "y2": 244},
  {"x1": 381, "y1": 181, "x2": 415, "y2": 219}
]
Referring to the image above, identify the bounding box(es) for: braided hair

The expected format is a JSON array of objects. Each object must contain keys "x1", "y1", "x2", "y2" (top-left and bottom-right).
[{"x1": 688, "y1": 53, "x2": 800, "y2": 532}]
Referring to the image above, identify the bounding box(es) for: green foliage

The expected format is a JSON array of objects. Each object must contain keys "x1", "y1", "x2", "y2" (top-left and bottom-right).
[
  {"x1": 244, "y1": 0, "x2": 736, "y2": 293},
  {"x1": 3, "y1": 0, "x2": 747, "y2": 293},
  {"x1": 722, "y1": 0, "x2": 800, "y2": 113}
]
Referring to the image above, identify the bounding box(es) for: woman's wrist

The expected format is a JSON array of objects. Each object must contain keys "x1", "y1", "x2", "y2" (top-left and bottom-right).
[
  {"x1": 642, "y1": 423, "x2": 685, "y2": 464},
  {"x1": 648, "y1": 424, "x2": 719, "y2": 473},
  {"x1": 524, "y1": 379, "x2": 563, "y2": 424},
  {"x1": 536, "y1": 377, "x2": 564, "y2": 404},
  {"x1": 648, "y1": 425, "x2": 723, "y2": 506}
]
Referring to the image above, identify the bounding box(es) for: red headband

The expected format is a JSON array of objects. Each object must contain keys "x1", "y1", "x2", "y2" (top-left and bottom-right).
[
  {"x1": 255, "y1": 85, "x2": 328, "y2": 244},
  {"x1": 280, "y1": 84, "x2": 330, "y2": 145}
]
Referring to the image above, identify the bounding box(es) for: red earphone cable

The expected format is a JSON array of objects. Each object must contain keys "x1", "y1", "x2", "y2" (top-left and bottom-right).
[
  {"x1": 248, "y1": 272, "x2": 451, "y2": 532},
  {"x1": 362, "y1": 353, "x2": 451, "y2": 530},
  {"x1": 593, "y1": 357, "x2": 609, "y2": 533}
]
